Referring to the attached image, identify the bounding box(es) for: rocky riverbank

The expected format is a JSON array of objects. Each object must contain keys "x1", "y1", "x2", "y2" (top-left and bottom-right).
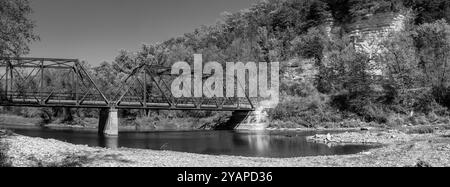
[
  {"x1": 307, "y1": 130, "x2": 412, "y2": 145},
  {"x1": 1, "y1": 128, "x2": 450, "y2": 167}
]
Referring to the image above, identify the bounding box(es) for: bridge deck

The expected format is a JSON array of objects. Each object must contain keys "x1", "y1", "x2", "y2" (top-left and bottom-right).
[{"x1": 0, "y1": 98, "x2": 254, "y2": 111}]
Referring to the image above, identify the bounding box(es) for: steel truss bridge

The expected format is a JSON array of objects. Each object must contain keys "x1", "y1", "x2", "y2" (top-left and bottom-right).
[{"x1": 0, "y1": 57, "x2": 255, "y2": 111}]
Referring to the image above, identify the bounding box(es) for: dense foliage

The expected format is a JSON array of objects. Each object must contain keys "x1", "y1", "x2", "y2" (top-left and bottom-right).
[
  {"x1": 2, "y1": 0, "x2": 450, "y2": 128},
  {"x1": 90, "y1": 0, "x2": 450, "y2": 128},
  {"x1": 0, "y1": 0, "x2": 38, "y2": 57}
]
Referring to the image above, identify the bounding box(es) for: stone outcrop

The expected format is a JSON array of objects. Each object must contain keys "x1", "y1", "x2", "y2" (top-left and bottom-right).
[{"x1": 350, "y1": 12, "x2": 410, "y2": 56}]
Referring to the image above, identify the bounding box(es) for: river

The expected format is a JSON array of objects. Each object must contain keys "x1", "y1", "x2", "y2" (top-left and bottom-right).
[{"x1": 5, "y1": 127, "x2": 376, "y2": 158}]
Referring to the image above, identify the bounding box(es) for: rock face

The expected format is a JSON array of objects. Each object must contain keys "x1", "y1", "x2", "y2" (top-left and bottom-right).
[
  {"x1": 350, "y1": 12, "x2": 409, "y2": 55},
  {"x1": 348, "y1": 11, "x2": 412, "y2": 75},
  {"x1": 284, "y1": 11, "x2": 410, "y2": 82}
]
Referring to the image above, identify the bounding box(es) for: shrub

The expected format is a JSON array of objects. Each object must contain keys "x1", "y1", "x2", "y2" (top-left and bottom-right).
[
  {"x1": 432, "y1": 86, "x2": 450, "y2": 109},
  {"x1": 282, "y1": 81, "x2": 318, "y2": 97},
  {"x1": 387, "y1": 115, "x2": 407, "y2": 127},
  {"x1": 413, "y1": 91, "x2": 438, "y2": 114},
  {"x1": 268, "y1": 94, "x2": 344, "y2": 128},
  {"x1": 268, "y1": 121, "x2": 302, "y2": 129},
  {"x1": 331, "y1": 92, "x2": 391, "y2": 124},
  {"x1": 408, "y1": 126, "x2": 435, "y2": 134},
  {"x1": 359, "y1": 103, "x2": 390, "y2": 124}
]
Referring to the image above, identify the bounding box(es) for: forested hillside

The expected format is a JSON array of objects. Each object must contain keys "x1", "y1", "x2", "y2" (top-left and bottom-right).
[{"x1": 3, "y1": 0, "x2": 450, "y2": 129}]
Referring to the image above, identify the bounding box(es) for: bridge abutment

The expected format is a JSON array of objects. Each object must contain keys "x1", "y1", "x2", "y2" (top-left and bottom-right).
[
  {"x1": 98, "y1": 108, "x2": 119, "y2": 136},
  {"x1": 234, "y1": 110, "x2": 269, "y2": 130},
  {"x1": 218, "y1": 110, "x2": 268, "y2": 130}
]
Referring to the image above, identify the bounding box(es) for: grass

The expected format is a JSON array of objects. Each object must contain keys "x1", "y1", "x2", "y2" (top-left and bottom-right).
[
  {"x1": 46, "y1": 155, "x2": 89, "y2": 167},
  {"x1": 0, "y1": 130, "x2": 12, "y2": 167},
  {"x1": 28, "y1": 154, "x2": 89, "y2": 167},
  {"x1": 0, "y1": 145, "x2": 9, "y2": 167}
]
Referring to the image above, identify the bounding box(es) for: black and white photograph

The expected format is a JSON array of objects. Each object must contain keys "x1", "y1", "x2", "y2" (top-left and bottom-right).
[{"x1": 1, "y1": 0, "x2": 450, "y2": 173}]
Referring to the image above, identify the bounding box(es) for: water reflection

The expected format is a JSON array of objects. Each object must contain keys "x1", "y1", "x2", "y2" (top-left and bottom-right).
[
  {"x1": 235, "y1": 131, "x2": 271, "y2": 156},
  {"x1": 98, "y1": 136, "x2": 119, "y2": 149},
  {"x1": 8, "y1": 128, "x2": 377, "y2": 158}
]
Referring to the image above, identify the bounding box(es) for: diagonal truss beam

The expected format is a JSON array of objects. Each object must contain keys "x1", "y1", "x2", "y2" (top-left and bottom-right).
[{"x1": 0, "y1": 57, "x2": 110, "y2": 108}]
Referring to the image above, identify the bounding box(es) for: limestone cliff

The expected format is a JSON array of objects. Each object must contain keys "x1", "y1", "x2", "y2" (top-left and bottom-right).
[{"x1": 349, "y1": 12, "x2": 411, "y2": 57}]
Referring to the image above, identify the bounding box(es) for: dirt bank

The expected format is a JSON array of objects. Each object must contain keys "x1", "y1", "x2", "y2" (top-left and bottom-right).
[{"x1": 1, "y1": 128, "x2": 450, "y2": 167}]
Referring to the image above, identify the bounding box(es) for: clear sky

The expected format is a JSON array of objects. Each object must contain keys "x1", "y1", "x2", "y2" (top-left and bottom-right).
[{"x1": 27, "y1": 0, "x2": 259, "y2": 66}]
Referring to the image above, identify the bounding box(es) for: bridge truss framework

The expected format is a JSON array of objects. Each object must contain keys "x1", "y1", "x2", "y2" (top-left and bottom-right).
[{"x1": 0, "y1": 57, "x2": 255, "y2": 111}]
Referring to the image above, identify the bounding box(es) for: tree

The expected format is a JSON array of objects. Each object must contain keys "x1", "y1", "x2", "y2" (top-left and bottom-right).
[
  {"x1": 412, "y1": 20, "x2": 450, "y2": 108},
  {"x1": 0, "y1": 0, "x2": 39, "y2": 57},
  {"x1": 403, "y1": 0, "x2": 450, "y2": 24},
  {"x1": 291, "y1": 27, "x2": 334, "y2": 93},
  {"x1": 350, "y1": 0, "x2": 400, "y2": 17},
  {"x1": 378, "y1": 29, "x2": 423, "y2": 90},
  {"x1": 413, "y1": 20, "x2": 450, "y2": 88},
  {"x1": 323, "y1": 37, "x2": 374, "y2": 94},
  {"x1": 291, "y1": 28, "x2": 328, "y2": 62}
]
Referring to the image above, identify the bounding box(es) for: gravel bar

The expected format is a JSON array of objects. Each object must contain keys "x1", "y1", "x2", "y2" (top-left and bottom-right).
[{"x1": 1, "y1": 130, "x2": 450, "y2": 167}]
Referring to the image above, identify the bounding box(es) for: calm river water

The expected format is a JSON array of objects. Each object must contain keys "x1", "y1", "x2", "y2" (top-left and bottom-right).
[{"x1": 7, "y1": 128, "x2": 376, "y2": 158}]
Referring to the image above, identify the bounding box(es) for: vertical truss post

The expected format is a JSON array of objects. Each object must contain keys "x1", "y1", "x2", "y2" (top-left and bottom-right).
[
  {"x1": 143, "y1": 69, "x2": 147, "y2": 108},
  {"x1": 143, "y1": 68, "x2": 148, "y2": 117},
  {"x1": 40, "y1": 60, "x2": 44, "y2": 104},
  {"x1": 237, "y1": 96, "x2": 240, "y2": 109},
  {"x1": 9, "y1": 61, "x2": 13, "y2": 100},
  {"x1": 5, "y1": 61, "x2": 9, "y2": 100},
  {"x1": 73, "y1": 67, "x2": 79, "y2": 106}
]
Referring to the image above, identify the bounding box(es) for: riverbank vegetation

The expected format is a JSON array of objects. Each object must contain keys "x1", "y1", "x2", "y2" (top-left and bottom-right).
[{"x1": 2, "y1": 0, "x2": 450, "y2": 130}]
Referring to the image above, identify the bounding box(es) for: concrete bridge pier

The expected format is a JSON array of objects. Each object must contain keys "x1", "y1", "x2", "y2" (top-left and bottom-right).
[{"x1": 98, "y1": 108, "x2": 119, "y2": 136}]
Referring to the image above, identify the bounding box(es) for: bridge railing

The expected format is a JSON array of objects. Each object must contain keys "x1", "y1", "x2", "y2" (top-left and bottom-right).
[{"x1": 0, "y1": 91, "x2": 109, "y2": 107}]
